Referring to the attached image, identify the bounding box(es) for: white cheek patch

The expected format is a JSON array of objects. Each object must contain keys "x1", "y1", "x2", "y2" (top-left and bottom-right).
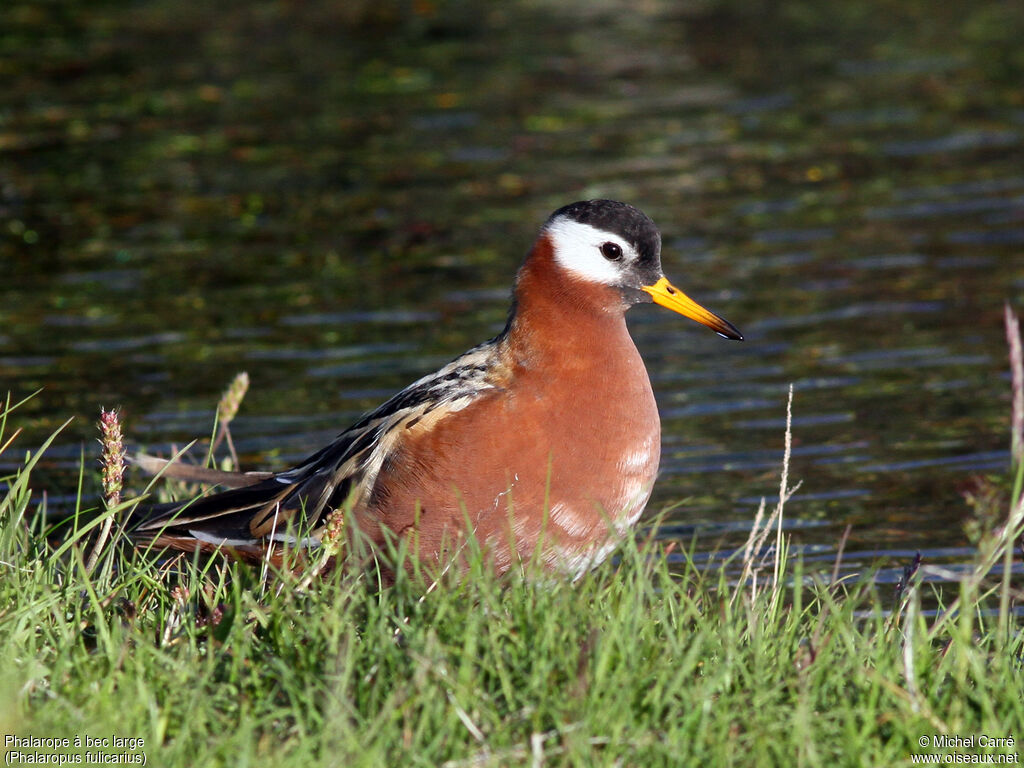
[{"x1": 545, "y1": 218, "x2": 631, "y2": 286}]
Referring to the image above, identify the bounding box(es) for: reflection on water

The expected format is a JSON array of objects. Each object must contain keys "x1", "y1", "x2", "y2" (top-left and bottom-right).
[{"x1": 1, "y1": 0, "x2": 1022, "y2": 589}]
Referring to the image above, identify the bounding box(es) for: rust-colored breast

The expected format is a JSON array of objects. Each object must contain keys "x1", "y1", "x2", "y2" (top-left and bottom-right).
[{"x1": 366, "y1": 237, "x2": 662, "y2": 576}]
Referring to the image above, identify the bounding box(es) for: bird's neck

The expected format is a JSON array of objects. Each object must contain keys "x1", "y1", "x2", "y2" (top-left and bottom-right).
[{"x1": 501, "y1": 234, "x2": 634, "y2": 368}]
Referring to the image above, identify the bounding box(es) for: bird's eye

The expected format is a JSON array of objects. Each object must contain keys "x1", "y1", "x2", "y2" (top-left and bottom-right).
[{"x1": 600, "y1": 242, "x2": 623, "y2": 261}]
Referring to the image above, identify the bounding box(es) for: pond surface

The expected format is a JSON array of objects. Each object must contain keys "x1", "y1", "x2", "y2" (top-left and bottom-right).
[{"x1": 2, "y1": 0, "x2": 1022, "y2": 588}]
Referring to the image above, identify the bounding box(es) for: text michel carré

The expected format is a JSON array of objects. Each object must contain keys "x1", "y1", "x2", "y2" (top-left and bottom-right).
[{"x1": 931, "y1": 735, "x2": 1016, "y2": 749}]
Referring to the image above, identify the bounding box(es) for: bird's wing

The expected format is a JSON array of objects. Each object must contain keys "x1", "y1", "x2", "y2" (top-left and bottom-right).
[{"x1": 131, "y1": 340, "x2": 504, "y2": 547}]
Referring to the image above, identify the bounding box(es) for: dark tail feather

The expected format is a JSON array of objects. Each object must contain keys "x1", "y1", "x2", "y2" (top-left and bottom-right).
[{"x1": 129, "y1": 476, "x2": 298, "y2": 545}]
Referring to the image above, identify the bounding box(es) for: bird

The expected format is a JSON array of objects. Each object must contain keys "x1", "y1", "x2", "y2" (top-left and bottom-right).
[{"x1": 131, "y1": 200, "x2": 742, "y2": 581}]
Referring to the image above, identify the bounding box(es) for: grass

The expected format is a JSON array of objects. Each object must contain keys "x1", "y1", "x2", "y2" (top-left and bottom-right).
[{"x1": 1, "y1": 320, "x2": 1023, "y2": 766}]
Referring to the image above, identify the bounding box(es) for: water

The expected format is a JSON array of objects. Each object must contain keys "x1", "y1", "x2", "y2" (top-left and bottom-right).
[{"x1": 2, "y1": 0, "x2": 1022, "y2": 586}]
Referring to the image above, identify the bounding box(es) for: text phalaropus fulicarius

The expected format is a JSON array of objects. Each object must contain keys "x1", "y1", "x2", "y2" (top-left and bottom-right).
[{"x1": 133, "y1": 200, "x2": 742, "y2": 580}]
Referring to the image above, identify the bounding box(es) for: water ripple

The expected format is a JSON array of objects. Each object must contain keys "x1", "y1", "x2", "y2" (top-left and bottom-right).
[
  {"x1": 279, "y1": 309, "x2": 441, "y2": 326},
  {"x1": 748, "y1": 301, "x2": 943, "y2": 332},
  {"x1": 865, "y1": 195, "x2": 1024, "y2": 220},
  {"x1": 882, "y1": 130, "x2": 1019, "y2": 157},
  {"x1": 857, "y1": 449, "x2": 1009, "y2": 473}
]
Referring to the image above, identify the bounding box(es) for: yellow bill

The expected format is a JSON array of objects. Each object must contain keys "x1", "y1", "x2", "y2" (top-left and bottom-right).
[{"x1": 642, "y1": 277, "x2": 743, "y2": 340}]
